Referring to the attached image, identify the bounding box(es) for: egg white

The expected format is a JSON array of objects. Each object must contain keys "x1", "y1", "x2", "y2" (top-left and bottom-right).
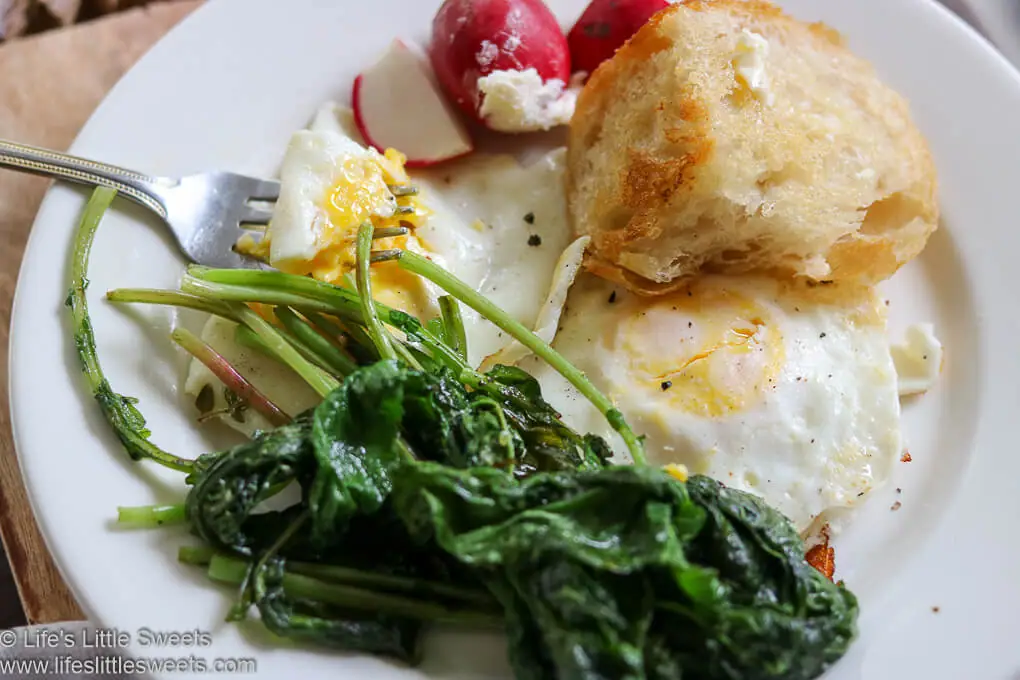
[
  {"x1": 521, "y1": 274, "x2": 903, "y2": 530},
  {"x1": 183, "y1": 103, "x2": 576, "y2": 430},
  {"x1": 891, "y1": 322, "x2": 943, "y2": 396},
  {"x1": 414, "y1": 147, "x2": 575, "y2": 366},
  {"x1": 269, "y1": 129, "x2": 398, "y2": 272}
]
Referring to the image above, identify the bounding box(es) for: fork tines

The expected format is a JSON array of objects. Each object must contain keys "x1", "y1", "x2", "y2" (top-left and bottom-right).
[
  {"x1": 388, "y1": 184, "x2": 418, "y2": 197},
  {"x1": 372, "y1": 226, "x2": 409, "y2": 239}
]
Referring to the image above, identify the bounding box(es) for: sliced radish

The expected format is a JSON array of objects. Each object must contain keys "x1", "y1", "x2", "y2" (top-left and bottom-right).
[
  {"x1": 429, "y1": 0, "x2": 571, "y2": 131},
  {"x1": 352, "y1": 39, "x2": 474, "y2": 167},
  {"x1": 567, "y1": 0, "x2": 670, "y2": 75}
]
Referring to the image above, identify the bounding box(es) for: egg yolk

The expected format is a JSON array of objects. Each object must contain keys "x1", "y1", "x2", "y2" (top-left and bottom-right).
[
  {"x1": 325, "y1": 158, "x2": 389, "y2": 231},
  {"x1": 619, "y1": 286, "x2": 784, "y2": 418},
  {"x1": 238, "y1": 148, "x2": 437, "y2": 319}
]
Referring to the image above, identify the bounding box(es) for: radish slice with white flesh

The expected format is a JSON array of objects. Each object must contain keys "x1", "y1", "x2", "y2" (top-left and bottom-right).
[{"x1": 352, "y1": 39, "x2": 474, "y2": 167}]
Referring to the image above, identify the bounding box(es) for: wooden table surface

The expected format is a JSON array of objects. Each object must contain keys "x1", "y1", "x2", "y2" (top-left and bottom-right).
[{"x1": 0, "y1": 0, "x2": 200, "y2": 625}]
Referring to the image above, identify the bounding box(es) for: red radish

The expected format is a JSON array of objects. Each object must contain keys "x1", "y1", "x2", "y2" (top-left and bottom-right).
[
  {"x1": 429, "y1": 0, "x2": 571, "y2": 126},
  {"x1": 352, "y1": 39, "x2": 474, "y2": 167},
  {"x1": 567, "y1": 0, "x2": 670, "y2": 75}
]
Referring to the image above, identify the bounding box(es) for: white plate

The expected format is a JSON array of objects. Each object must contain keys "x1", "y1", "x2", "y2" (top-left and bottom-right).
[{"x1": 9, "y1": 0, "x2": 1020, "y2": 678}]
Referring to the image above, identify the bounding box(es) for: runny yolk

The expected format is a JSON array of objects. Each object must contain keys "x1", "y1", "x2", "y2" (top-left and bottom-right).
[
  {"x1": 324, "y1": 158, "x2": 390, "y2": 238},
  {"x1": 654, "y1": 319, "x2": 766, "y2": 382},
  {"x1": 621, "y1": 289, "x2": 784, "y2": 418}
]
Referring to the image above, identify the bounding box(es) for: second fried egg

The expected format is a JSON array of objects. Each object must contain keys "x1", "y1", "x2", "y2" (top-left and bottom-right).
[{"x1": 524, "y1": 274, "x2": 902, "y2": 530}]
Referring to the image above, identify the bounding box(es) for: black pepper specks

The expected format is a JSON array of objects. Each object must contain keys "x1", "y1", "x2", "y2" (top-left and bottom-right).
[
  {"x1": 527, "y1": 234, "x2": 542, "y2": 247},
  {"x1": 819, "y1": 332, "x2": 827, "y2": 338},
  {"x1": 608, "y1": 291, "x2": 617, "y2": 303},
  {"x1": 661, "y1": 381, "x2": 673, "y2": 391}
]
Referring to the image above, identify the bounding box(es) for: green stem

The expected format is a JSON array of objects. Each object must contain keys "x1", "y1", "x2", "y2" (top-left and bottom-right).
[
  {"x1": 390, "y1": 336, "x2": 424, "y2": 371},
  {"x1": 108, "y1": 288, "x2": 340, "y2": 392},
  {"x1": 180, "y1": 546, "x2": 489, "y2": 606},
  {"x1": 184, "y1": 268, "x2": 455, "y2": 367},
  {"x1": 67, "y1": 187, "x2": 193, "y2": 474},
  {"x1": 300, "y1": 312, "x2": 362, "y2": 368},
  {"x1": 236, "y1": 322, "x2": 352, "y2": 392},
  {"x1": 206, "y1": 555, "x2": 501, "y2": 627},
  {"x1": 187, "y1": 267, "x2": 409, "y2": 342},
  {"x1": 234, "y1": 306, "x2": 339, "y2": 397},
  {"x1": 234, "y1": 325, "x2": 280, "y2": 361},
  {"x1": 312, "y1": 313, "x2": 378, "y2": 362},
  {"x1": 106, "y1": 289, "x2": 239, "y2": 322},
  {"x1": 186, "y1": 267, "x2": 366, "y2": 321},
  {"x1": 439, "y1": 296, "x2": 468, "y2": 362},
  {"x1": 286, "y1": 563, "x2": 494, "y2": 608},
  {"x1": 171, "y1": 327, "x2": 290, "y2": 426},
  {"x1": 117, "y1": 503, "x2": 186, "y2": 528},
  {"x1": 301, "y1": 311, "x2": 346, "y2": 340},
  {"x1": 180, "y1": 277, "x2": 341, "y2": 318},
  {"x1": 355, "y1": 223, "x2": 397, "y2": 361},
  {"x1": 179, "y1": 545, "x2": 216, "y2": 566},
  {"x1": 279, "y1": 327, "x2": 342, "y2": 377},
  {"x1": 427, "y1": 317, "x2": 448, "y2": 346},
  {"x1": 239, "y1": 511, "x2": 312, "y2": 619},
  {"x1": 275, "y1": 308, "x2": 357, "y2": 376},
  {"x1": 391, "y1": 250, "x2": 647, "y2": 465},
  {"x1": 283, "y1": 571, "x2": 500, "y2": 627},
  {"x1": 234, "y1": 324, "x2": 342, "y2": 395}
]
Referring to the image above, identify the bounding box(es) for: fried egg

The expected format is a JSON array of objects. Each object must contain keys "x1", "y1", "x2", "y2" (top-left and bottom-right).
[
  {"x1": 891, "y1": 322, "x2": 943, "y2": 396},
  {"x1": 522, "y1": 275, "x2": 903, "y2": 530},
  {"x1": 185, "y1": 103, "x2": 575, "y2": 431},
  {"x1": 251, "y1": 119, "x2": 439, "y2": 320}
]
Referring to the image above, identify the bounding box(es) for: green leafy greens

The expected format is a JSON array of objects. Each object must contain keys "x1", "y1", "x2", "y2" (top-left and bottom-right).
[
  {"x1": 395, "y1": 464, "x2": 857, "y2": 680},
  {"x1": 72, "y1": 189, "x2": 859, "y2": 679},
  {"x1": 67, "y1": 187, "x2": 193, "y2": 473}
]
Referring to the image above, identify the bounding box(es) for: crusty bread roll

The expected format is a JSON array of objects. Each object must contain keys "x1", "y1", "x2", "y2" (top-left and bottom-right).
[{"x1": 566, "y1": 0, "x2": 938, "y2": 293}]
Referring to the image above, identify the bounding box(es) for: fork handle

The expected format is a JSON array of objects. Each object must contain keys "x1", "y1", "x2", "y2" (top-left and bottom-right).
[{"x1": 0, "y1": 140, "x2": 170, "y2": 219}]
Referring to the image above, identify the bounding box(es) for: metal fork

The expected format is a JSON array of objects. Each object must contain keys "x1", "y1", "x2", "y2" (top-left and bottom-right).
[{"x1": 0, "y1": 140, "x2": 279, "y2": 268}]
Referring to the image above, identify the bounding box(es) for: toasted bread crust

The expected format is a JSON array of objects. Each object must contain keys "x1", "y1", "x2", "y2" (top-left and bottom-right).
[{"x1": 567, "y1": 0, "x2": 938, "y2": 293}]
